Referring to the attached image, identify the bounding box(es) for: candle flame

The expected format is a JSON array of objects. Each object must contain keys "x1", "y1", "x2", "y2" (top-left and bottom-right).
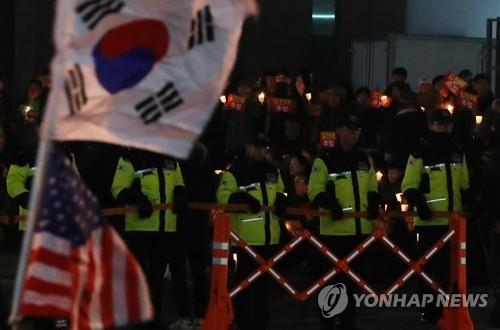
[
  {"x1": 446, "y1": 104, "x2": 454, "y2": 113},
  {"x1": 258, "y1": 92, "x2": 266, "y2": 104}
]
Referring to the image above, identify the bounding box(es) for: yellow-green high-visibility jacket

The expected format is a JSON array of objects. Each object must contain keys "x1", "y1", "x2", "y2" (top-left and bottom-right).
[
  {"x1": 6, "y1": 155, "x2": 79, "y2": 231},
  {"x1": 308, "y1": 149, "x2": 378, "y2": 236},
  {"x1": 216, "y1": 160, "x2": 284, "y2": 246},
  {"x1": 6, "y1": 164, "x2": 35, "y2": 230},
  {"x1": 401, "y1": 151, "x2": 469, "y2": 226},
  {"x1": 111, "y1": 157, "x2": 184, "y2": 232}
]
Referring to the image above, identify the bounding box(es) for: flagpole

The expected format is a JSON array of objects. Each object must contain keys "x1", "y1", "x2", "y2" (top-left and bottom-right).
[
  {"x1": 9, "y1": 0, "x2": 74, "y2": 325},
  {"x1": 9, "y1": 139, "x2": 55, "y2": 327}
]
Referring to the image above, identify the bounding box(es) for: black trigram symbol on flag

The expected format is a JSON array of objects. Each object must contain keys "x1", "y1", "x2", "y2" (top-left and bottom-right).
[
  {"x1": 64, "y1": 64, "x2": 88, "y2": 115},
  {"x1": 188, "y1": 6, "x2": 215, "y2": 49},
  {"x1": 135, "y1": 82, "x2": 184, "y2": 125},
  {"x1": 76, "y1": 0, "x2": 125, "y2": 30}
]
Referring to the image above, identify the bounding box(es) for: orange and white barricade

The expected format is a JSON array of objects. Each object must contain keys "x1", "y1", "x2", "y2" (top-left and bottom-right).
[
  {"x1": 203, "y1": 210, "x2": 474, "y2": 330},
  {"x1": 202, "y1": 211, "x2": 233, "y2": 330}
]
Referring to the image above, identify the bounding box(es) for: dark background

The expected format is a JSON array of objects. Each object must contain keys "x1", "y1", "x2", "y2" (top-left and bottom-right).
[{"x1": 0, "y1": 0, "x2": 405, "y2": 99}]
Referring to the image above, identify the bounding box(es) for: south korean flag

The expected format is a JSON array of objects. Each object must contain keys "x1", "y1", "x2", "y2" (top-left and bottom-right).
[{"x1": 45, "y1": 0, "x2": 255, "y2": 158}]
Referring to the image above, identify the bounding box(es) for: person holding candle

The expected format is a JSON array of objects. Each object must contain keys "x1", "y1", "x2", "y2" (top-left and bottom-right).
[
  {"x1": 354, "y1": 86, "x2": 380, "y2": 151},
  {"x1": 316, "y1": 84, "x2": 348, "y2": 150},
  {"x1": 380, "y1": 89, "x2": 427, "y2": 167},
  {"x1": 474, "y1": 73, "x2": 494, "y2": 116},
  {"x1": 17, "y1": 79, "x2": 44, "y2": 125},
  {"x1": 264, "y1": 70, "x2": 305, "y2": 154},
  {"x1": 223, "y1": 79, "x2": 262, "y2": 161},
  {"x1": 292, "y1": 71, "x2": 313, "y2": 150}
]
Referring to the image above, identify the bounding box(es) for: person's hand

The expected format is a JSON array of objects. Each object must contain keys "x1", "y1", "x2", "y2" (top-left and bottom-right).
[
  {"x1": 229, "y1": 192, "x2": 261, "y2": 214},
  {"x1": 14, "y1": 192, "x2": 30, "y2": 209},
  {"x1": 415, "y1": 199, "x2": 431, "y2": 220},
  {"x1": 403, "y1": 189, "x2": 431, "y2": 220},
  {"x1": 116, "y1": 183, "x2": 153, "y2": 219},
  {"x1": 330, "y1": 200, "x2": 344, "y2": 220},
  {"x1": 172, "y1": 185, "x2": 189, "y2": 214},
  {"x1": 137, "y1": 194, "x2": 153, "y2": 219},
  {"x1": 312, "y1": 181, "x2": 344, "y2": 220}
]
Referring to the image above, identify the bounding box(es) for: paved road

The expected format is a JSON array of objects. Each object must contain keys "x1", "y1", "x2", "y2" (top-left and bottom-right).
[{"x1": 0, "y1": 242, "x2": 495, "y2": 330}]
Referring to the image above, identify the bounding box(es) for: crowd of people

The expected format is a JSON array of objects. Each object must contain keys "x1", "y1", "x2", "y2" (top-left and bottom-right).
[{"x1": 0, "y1": 66, "x2": 500, "y2": 330}]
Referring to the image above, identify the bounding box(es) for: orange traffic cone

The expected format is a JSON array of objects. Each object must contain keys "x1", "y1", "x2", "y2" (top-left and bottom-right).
[
  {"x1": 202, "y1": 213, "x2": 233, "y2": 330},
  {"x1": 439, "y1": 305, "x2": 474, "y2": 330},
  {"x1": 439, "y1": 214, "x2": 474, "y2": 330}
]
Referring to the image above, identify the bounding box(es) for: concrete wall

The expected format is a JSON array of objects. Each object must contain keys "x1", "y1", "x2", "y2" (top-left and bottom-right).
[
  {"x1": 333, "y1": 0, "x2": 406, "y2": 82},
  {"x1": 231, "y1": 0, "x2": 313, "y2": 82},
  {"x1": 407, "y1": 0, "x2": 500, "y2": 38}
]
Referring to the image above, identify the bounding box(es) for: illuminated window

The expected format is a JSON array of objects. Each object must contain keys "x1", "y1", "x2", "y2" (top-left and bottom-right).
[{"x1": 313, "y1": 0, "x2": 335, "y2": 35}]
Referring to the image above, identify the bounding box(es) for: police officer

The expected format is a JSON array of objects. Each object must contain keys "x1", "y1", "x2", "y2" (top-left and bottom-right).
[
  {"x1": 216, "y1": 135, "x2": 287, "y2": 330},
  {"x1": 308, "y1": 111, "x2": 381, "y2": 330},
  {"x1": 6, "y1": 97, "x2": 44, "y2": 232},
  {"x1": 7, "y1": 144, "x2": 80, "y2": 232},
  {"x1": 111, "y1": 149, "x2": 190, "y2": 329},
  {"x1": 401, "y1": 108, "x2": 470, "y2": 323},
  {"x1": 6, "y1": 146, "x2": 37, "y2": 231}
]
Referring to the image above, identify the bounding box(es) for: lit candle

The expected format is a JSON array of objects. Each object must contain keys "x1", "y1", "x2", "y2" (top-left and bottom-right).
[
  {"x1": 258, "y1": 92, "x2": 266, "y2": 104},
  {"x1": 420, "y1": 106, "x2": 426, "y2": 111},
  {"x1": 401, "y1": 204, "x2": 409, "y2": 212},
  {"x1": 220, "y1": 95, "x2": 227, "y2": 104},
  {"x1": 446, "y1": 104, "x2": 454, "y2": 113},
  {"x1": 376, "y1": 171, "x2": 383, "y2": 182},
  {"x1": 24, "y1": 106, "x2": 31, "y2": 117},
  {"x1": 305, "y1": 93, "x2": 312, "y2": 102},
  {"x1": 232, "y1": 253, "x2": 238, "y2": 271},
  {"x1": 395, "y1": 193, "x2": 403, "y2": 203},
  {"x1": 475, "y1": 116, "x2": 483, "y2": 125},
  {"x1": 214, "y1": 169, "x2": 223, "y2": 175}
]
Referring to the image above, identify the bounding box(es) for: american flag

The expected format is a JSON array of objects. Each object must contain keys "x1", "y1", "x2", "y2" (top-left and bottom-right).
[{"x1": 17, "y1": 147, "x2": 153, "y2": 329}]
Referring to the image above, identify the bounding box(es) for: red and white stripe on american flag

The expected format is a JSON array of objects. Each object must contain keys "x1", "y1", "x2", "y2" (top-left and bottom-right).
[{"x1": 20, "y1": 226, "x2": 153, "y2": 330}]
